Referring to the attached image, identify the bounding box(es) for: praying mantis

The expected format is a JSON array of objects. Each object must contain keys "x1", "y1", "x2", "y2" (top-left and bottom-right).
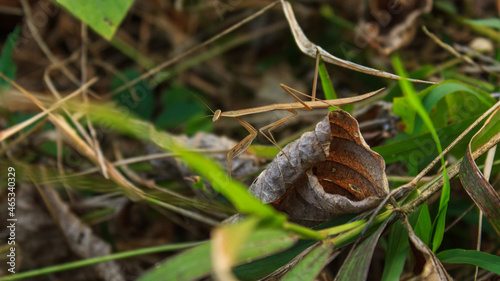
[{"x1": 212, "y1": 53, "x2": 385, "y2": 175}]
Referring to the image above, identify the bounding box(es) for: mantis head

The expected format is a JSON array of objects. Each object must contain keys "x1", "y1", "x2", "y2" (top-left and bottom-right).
[{"x1": 212, "y1": 109, "x2": 222, "y2": 123}]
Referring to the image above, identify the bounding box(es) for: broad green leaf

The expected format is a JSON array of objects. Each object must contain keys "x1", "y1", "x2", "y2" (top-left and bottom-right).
[
  {"x1": 393, "y1": 81, "x2": 494, "y2": 135},
  {"x1": 111, "y1": 68, "x2": 154, "y2": 120},
  {"x1": 138, "y1": 242, "x2": 211, "y2": 281},
  {"x1": 335, "y1": 220, "x2": 389, "y2": 281},
  {"x1": 55, "y1": 0, "x2": 134, "y2": 40},
  {"x1": 467, "y1": 18, "x2": 500, "y2": 30},
  {"x1": 138, "y1": 227, "x2": 297, "y2": 281},
  {"x1": 0, "y1": 26, "x2": 19, "y2": 88},
  {"x1": 460, "y1": 108, "x2": 500, "y2": 237},
  {"x1": 437, "y1": 249, "x2": 500, "y2": 274},
  {"x1": 282, "y1": 242, "x2": 334, "y2": 281},
  {"x1": 237, "y1": 228, "x2": 298, "y2": 261}
]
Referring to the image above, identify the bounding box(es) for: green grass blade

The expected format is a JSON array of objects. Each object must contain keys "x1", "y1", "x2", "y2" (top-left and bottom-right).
[
  {"x1": 0, "y1": 241, "x2": 205, "y2": 281},
  {"x1": 437, "y1": 249, "x2": 500, "y2": 274},
  {"x1": 318, "y1": 54, "x2": 337, "y2": 101},
  {"x1": 467, "y1": 18, "x2": 500, "y2": 30},
  {"x1": 391, "y1": 54, "x2": 450, "y2": 252},
  {"x1": 79, "y1": 102, "x2": 282, "y2": 221},
  {"x1": 80, "y1": 102, "x2": 327, "y2": 239}
]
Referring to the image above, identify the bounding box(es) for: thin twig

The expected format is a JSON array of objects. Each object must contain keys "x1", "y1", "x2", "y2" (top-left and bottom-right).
[
  {"x1": 20, "y1": 0, "x2": 98, "y2": 97},
  {"x1": 404, "y1": 129, "x2": 500, "y2": 213},
  {"x1": 423, "y1": 26, "x2": 500, "y2": 78}
]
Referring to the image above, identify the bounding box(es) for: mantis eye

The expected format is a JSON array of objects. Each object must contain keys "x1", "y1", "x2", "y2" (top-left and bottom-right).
[{"x1": 212, "y1": 110, "x2": 222, "y2": 122}]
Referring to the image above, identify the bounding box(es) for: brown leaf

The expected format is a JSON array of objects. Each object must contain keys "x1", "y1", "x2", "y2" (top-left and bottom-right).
[
  {"x1": 405, "y1": 219, "x2": 453, "y2": 280},
  {"x1": 250, "y1": 110, "x2": 389, "y2": 225},
  {"x1": 356, "y1": 0, "x2": 433, "y2": 55}
]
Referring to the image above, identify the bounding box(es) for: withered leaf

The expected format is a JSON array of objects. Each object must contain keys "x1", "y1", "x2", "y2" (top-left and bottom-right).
[
  {"x1": 405, "y1": 219, "x2": 453, "y2": 280},
  {"x1": 250, "y1": 110, "x2": 389, "y2": 225},
  {"x1": 356, "y1": 0, "x2": 433, "y2": 55}
]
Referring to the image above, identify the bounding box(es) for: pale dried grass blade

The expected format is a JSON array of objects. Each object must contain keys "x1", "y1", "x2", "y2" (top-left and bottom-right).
[{"x1": 0, "y1": 76, "x2": 97, "y2": 141}]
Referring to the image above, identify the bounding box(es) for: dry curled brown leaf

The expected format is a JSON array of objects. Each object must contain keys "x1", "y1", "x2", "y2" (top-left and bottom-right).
[
  {"x1": 405, "y1": 219, "x2": 452, "y2": 280},
  {"x1": 250, "y1": 110, "x2": 389, "y2": 225},
  {"x1": 356, "y1": 0, "x2": 433, "y2": 55}
]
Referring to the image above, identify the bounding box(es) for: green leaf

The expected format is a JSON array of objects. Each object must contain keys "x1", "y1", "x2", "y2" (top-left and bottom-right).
[
  {"x1": 234, "y1": 239, "x2": 316, "y2": 280},
  {"x1": 0, "y1": 26, "x2": 19, "y2": 88},
  {"x1": 437, "y1": 249, "x2": 500, "y2": 274},
  {"x1": 234, "y1": 216, "x2": 356, "y2": 280},
  {"x1": 393, "y1": 81, "x2": 494, "y2": 135},
  {"x1": 414, "y1": 204, "x2": 432, "y2": 246},
  {"x1": 238, "y1": 228, "x2": 298, "y2": 262},
  {"x1": 282, "y1": 242, "x2": 334, "y2": 281},
  {"x1": 54, "y1": 0, "x2": 134, "y2": 40},
  {"x1": 138, "y1": 242, "x2": 211, "y2": 281},
  {"x1": 111, "y1": 68, "x2": 154, "y2": 120},
  {"x1": 138, "y1": 227, "x2": 297, "y2": 281},
  {"x1": 335, "y1": 220, "x2": 389, "y2": 281},
  {"x1": 467, "y1": 18, "x2": 500, "y2": 30},
  {"x1": 381, "y1": 221, "x2": 409, "y2": 281},
  {"x1": 374, "y1": 115, "x2": 479, "y2": 164}
]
